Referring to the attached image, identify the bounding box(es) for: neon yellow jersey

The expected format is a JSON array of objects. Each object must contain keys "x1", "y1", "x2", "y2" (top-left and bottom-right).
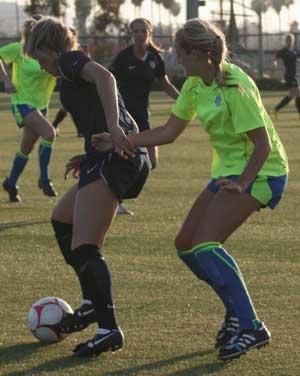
[
  {"x1": 0, "y1": 42, "x2": 56, "y2": 109},
  {"x1": 172, "y1": 62, "x2": 288, "y2": 178}
]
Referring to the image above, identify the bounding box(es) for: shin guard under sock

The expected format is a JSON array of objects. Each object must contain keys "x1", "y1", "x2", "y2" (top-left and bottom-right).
[
  {"x1": 8, "y1": 151, "x2": 30, "y2": 186},
  {"x1": 39, "y1": 138, "x2": 53, "y2": 182},
  {"x1": 178, "y1": 242, "x2": 259, "y2": 330},
  {"x1": 51, "y1": 220, "x2": 91, "y2": 300},
  {"x1": 70, "y1": 244, "x2": 118, "y2": 330}
]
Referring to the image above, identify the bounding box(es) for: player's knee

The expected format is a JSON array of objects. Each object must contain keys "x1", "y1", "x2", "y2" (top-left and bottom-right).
[
  {"x1": 43, "y1": 127, "x2": 56, "y2": 142},
  {"x1": 69, "y1": 244, "x2": 103, "y2": 271}
]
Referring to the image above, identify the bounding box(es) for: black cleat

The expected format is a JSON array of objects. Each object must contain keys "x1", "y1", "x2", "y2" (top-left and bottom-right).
[
  {"x1": 215, "y1": 316, "x2": 239, "y2": 350},
  {"x1": 2, "y1": 178, "x2": 21, "y2": 203},
  {"x1": 218, "y1": 322, "x2": 271, "y2": 361},
  {"x1": 38, "y1": 179, "x2": 58, "y2": 197},
  {"x1": 73, "y1": 328, "x2": 124, "y2": 358},
  {"x1": 59, "y1": 303, "x2": 97, "y2": 333}
]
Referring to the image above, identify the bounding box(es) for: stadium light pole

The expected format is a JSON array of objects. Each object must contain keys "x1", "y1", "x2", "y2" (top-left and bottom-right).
[{"x1": 186, "y1": 0, "x2": 206, "y2": 20}]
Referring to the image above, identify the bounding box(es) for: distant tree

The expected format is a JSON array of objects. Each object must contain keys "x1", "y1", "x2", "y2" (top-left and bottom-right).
[
  {"x1": 131, "y1": 0, "x2": 144, "y2": 17},
  {"x1": 75, "y1": 0, "x2": 92, "y2": 36},
  {"x1": 251, "y1": 0, "x2": 271, "y2": 14},
  {"x1": 131, "y1": 0, "x2": 144, "y2": 6},
  {"x1": 93, "y1": 0, "x2": 126, "y2": 34},
  {"x1": 170, "y1": 1, "x2": 181, "y2": 17},
  {"x1": 271, "y1": 0, "x2": 285, "y2": 30},
  {"x1": 25, "y1": 0, "x2": 67, "y2": 17}
]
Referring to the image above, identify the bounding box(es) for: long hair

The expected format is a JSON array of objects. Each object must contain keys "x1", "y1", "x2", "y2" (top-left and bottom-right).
[
  {"x1": 25, "y1": 16, "x2": 78, "y2": 57},
  {"x1": 175, "y1": 19, "x2": 229, "y2": 87},
  {"x1": 21, "y1": 16, "x2": 43, "y2": 49},
  {"x1": 129, "y1": 18, "x2": 163, "y2": 54}
]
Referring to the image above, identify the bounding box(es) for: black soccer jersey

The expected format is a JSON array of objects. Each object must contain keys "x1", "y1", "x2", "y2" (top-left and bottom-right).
[
  {"x1": 276, "y1": 47, "x2": 299, "y2": 82},
  {"x1": 109, "y1": 46, "x2": 166, "y2": 108},
  {"x1": 57, "y1": 51, "x2": 137, "y2": 157}
]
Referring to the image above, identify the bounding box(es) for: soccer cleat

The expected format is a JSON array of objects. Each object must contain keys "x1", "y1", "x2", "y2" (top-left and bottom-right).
[
  {"x1": 215, "y1": 316, "x2": 239, "y2": 350},
  {"x1": 117, "y1": 204, "x2": 134, "y2": 216},
  {"x1": 59, "y1": 303, "x2": 97, "y2": 333},
  {"x1": 218, "y1": 322, "x2": 271, "y2": 361},
  {"x1": 38, "y1": 179, "x2": 58, "y2": 197},
  {"x1": 73, "y1": 328, "x2": 124, "y2": 357},
  {"x1": 2, "y1": 177, "x2": 21, "y2": 203}
]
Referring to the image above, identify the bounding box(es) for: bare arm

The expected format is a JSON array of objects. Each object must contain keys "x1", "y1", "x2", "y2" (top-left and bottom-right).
[
  {"x1": 159, "y1": 75, "x2": 179, "y2": 100},
  {"x1": 129, "y1": 114, "x2": 189, "y2": 147},
  {"x1": 217, "y1": 127, "x2": 272, "y2": 192},
  {"x1": 80, "y1": 61, "x2": 134, "y2": 157},
  {"x1": 91, "y1": 114, "x2": 189, "y2": 152},
  {"x1": 0, "y1": 59, "x2": 15, "y2": 93}
]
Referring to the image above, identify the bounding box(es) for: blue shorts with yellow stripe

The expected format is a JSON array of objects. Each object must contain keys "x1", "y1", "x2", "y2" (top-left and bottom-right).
[
  {"x1": 207, "y1": 175, "x2": 288, "y2": 209},
  {"x1": 12, "y1": 104, "x2": 48, "y2": 128}
]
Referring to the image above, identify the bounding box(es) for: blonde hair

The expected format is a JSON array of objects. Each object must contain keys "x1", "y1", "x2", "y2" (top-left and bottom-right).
[
  {"x1": 175, "y1": 19, "x2": 228, "y2": 86},
  {"x1": 21, "y1": 16, "x2": 42, "y2": 48},
  {"x1": 25, "y1": 17, "x2": 78, "y2": 57},
  {"x1": 130, "y1": 18, "x2": 163, "y2": 54}
]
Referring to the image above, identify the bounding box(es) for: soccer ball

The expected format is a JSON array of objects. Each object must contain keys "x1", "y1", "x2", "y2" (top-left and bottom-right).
[{"x1": 28, "y1": 297, "x2": 73, "y2": 343}]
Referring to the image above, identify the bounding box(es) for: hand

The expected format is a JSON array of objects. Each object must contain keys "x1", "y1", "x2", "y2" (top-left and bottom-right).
[
  {"x1": 64, "y1": 154, "x2": 84, "y2": 180},
  {"x1": 92, "y1": 130, "x2": 136, "y2": 160},
  {"x1": 215, "y1": 177, "x2": 244, "y2": 194},
  {"x1": 110, "y1": 127, "x2": 136, "y2": 159},
  {"x1": 4, "y1": 80, "x2": 15, "y2": 94},
  {"x1": 91, "y1": 132, "x2": 114, "y2": 152}
]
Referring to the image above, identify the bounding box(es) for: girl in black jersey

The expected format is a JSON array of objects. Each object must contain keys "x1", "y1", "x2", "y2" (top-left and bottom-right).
[
  {"x1": 26, "y1": 17, "x2": 150, "y2": 358},
  {"x1": 110, "y1": 18, "x2": 179, "y2": 170},
  {"x1": 273, "y1": 33, "x2": 300, "y2": 117}
]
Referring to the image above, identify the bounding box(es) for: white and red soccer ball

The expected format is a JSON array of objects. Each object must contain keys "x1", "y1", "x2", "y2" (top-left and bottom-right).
[{"x1": 28, "y1": 297, "x2": 73, "y2": 343}]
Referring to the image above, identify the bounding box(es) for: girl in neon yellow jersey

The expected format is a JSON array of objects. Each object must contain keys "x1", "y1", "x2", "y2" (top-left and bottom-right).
[
  {"x1": 92, "y1": 19, "x2": 288, "y2": 361},
  {"x1": 0, "y1": 15, "x2": 57, "y2": 202}
]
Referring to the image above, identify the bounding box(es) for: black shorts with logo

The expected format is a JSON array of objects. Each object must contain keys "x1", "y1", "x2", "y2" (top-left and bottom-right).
[{"x1": 78, "y1": 148, "x2": 151, "y2": 201}]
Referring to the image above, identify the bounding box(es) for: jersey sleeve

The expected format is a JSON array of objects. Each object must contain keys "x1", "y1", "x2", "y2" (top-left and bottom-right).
[
  {"x1": 58, "y1": 51, "x2": 91, "y2": 82},
  {"x1": 0, "y1": 42, "x2": 22, "y2": 64},
  {"x1": 171, "y1": 78, "x2": 197, "y2": 121},
  {"x1": 225, "y1": 82, "x2": 266, "y2": 134},
  {"x1": 155, "y1": 53, "x2": 166, "y2": 78}
]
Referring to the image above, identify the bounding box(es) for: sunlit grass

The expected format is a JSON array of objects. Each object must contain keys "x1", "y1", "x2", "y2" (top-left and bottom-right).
[{"x1": 0, "y1": 91, "x2": 299, "y2": 376}]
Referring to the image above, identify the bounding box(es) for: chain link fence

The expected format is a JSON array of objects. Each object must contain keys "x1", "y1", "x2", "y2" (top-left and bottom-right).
[{"x1": 1, "y1": 31, "x2": 300, "y2": 89}]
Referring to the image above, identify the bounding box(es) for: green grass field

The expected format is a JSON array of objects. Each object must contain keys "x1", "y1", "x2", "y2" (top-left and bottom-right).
[{"x1": 0, "y1": 92, "x2": 299, "y2": 376}]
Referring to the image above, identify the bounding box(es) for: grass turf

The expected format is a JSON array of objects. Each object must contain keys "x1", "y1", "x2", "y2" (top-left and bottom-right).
[{"x1": 0, "y1": 91, "x2": 299, "y2": 376}]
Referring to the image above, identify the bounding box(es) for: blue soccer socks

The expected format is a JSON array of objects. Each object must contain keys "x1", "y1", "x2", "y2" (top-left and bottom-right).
[
  {"x1": 7, "y1": 151, "x2": 30, "y2": 187},
  {"x1": 178, "y1": 242, "x2": 260, "y2": 331},
  {"x1": 39, "y1": 138, "x2": 53, "y2": 182}
]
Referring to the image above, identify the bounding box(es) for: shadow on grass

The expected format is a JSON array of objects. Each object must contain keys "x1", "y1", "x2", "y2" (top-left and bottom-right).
[
  {"x1": 103, "y1": 349, "x2": 224, "y2": 376},
  {"x1": 0, "y1": 342, "x2": 87, "y2": 376},
  {"x1": 0, "y1": 220, "x2": 49, "y2": 233},
  {"x1": 0, "y1": 346, "x2": 223, "y2": 376}
]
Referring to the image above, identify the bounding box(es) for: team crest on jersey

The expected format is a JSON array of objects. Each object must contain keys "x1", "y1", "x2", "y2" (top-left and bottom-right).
[
  {"x1": 149, "y1": 60, "x2": 156, "y2": 69},
  {"x1": 214, "y1": 94, "x2": 222, "y2": 107}
]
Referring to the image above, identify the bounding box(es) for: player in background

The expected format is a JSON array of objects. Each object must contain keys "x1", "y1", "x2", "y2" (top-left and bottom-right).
[
  {"x1": 110, "y1": 17, "x2": 179, "y2": 215},
  {"x1": 0, "y1": 15, "x2": 57, "y2": 202},
  {"x1": 273, "y1": 33, "x2": 300, "y2": 117},
  {"x1": 93, "y1": 19, "x2": 289, "y2": 361},
  {"x1": 26, "y1": 16, "x2": 151, "y2": 358}
]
